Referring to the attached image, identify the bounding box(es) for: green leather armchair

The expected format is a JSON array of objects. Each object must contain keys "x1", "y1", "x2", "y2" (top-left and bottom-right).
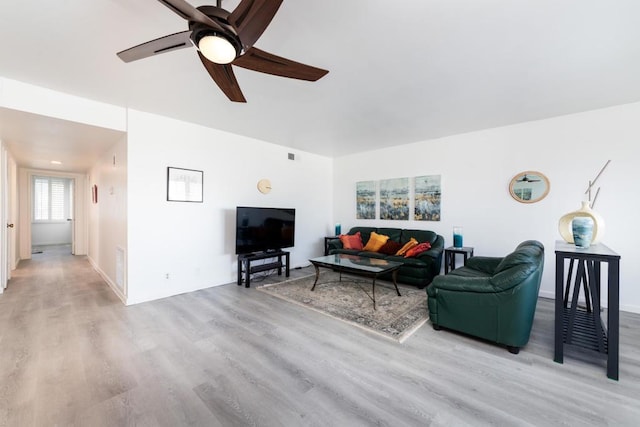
[{"x1": 426, "y1": 240, "x2": 544, "y2": 353}]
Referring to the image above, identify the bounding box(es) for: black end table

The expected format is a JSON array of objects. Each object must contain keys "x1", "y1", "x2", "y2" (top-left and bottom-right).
[
  {"x1": 554, "y1": 241, "x2": 620, "y2": 380},
  {"x1": 324, "y1": 236, "x2": 339, "y2": 256},
  {"x1": 444, "y1": 246, "x2": 474, "y2": 274}
]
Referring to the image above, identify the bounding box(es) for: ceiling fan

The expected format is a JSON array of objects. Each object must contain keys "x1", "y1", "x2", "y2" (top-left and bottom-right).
[
  {"x1": 117, "y1": 0, "x2": 329, "y2": 102},
  {"x1": 517, "y1": 174, "x2": 541, "y2": 183}
]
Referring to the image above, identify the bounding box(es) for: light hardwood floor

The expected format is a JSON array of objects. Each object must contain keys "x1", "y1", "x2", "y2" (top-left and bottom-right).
[{"x1": 1, "y1": 246, "x2": 639, "y2": 426}]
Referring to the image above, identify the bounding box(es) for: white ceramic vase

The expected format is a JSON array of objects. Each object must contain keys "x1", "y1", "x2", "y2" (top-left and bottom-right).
[{"x1": 558, "y1": 201, "x2": 605, "y2": 244}]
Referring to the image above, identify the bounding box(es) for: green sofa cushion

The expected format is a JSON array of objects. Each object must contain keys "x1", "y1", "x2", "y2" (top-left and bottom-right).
[
  {"x1": 401, "y1": 229, "x2": 438, "y2": 245},
  {"x1": 377, "y1": 228, "x2": 402, "y2": 242}
]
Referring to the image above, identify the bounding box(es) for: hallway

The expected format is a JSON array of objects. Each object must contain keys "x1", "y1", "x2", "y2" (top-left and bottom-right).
[{"x1": 0, "y1": 246, "x2": 124, "y2": 425}]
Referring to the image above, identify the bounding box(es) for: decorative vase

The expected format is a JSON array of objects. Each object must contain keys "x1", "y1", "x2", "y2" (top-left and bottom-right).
[
  {"x1": 335, "y1": 223, "x2": 341, "y2": 236},
  {"x1": 572, "y1": 217, "x2": 594, "y2": 248},
  {"x1": 558, "y1": 201, "x2": 605, "y2": 244},
  {"x1": 453, "y1": 226, "x2": 463, "y2": 248}
]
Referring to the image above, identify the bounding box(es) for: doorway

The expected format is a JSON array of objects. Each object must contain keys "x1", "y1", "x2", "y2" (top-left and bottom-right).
[
  {"x1": 30, "y1": 175, "x2": 74, "y2": 255},
  {"x1": 18, "y1": 169, "x2": 88, "y2": 261}
]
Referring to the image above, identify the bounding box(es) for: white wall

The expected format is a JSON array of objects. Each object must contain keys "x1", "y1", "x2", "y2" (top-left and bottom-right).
[
  {"x1": 126, "y1": 110, "x2": 333, "y2": 305},
  {"x1": 88, "y1": 136, "x2": 128, "y2": 301},
  {"x1": 31, "y1": 222, "x2": 71, "y2": 246},
  {"x1": 333, "y1": 102, "x2": 640, "y2": 313}
]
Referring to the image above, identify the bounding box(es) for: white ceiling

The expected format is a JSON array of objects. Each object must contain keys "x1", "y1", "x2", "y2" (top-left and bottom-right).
[
  {"x1": 1, "y1": 0, "x2": 640, "y2": 170},
  {"x1": 0, "y1": 107, "x2": 125, "y2": 172}
]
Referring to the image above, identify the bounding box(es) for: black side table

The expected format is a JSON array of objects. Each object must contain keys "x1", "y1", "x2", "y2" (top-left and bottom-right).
[
  {"x1": 237, "y1": 250, "x2": 290, "y2": 288},
  {"x1": 324, "y1": 236, "x2": 339, "y2": 256},
  {"x1": 554, "y1": 241, "x2": 620, "y2": 380},
  {"x1": 444, "y1": 246, "x2": 474, "y2": 274}
]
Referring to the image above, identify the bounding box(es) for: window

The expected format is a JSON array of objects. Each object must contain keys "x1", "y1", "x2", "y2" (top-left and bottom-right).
[{"x1": 32, "y1": 176, "x2": 72, "y2": 222}]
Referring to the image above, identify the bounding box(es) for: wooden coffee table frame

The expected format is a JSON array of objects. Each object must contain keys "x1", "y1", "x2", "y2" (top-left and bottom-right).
[{"x1": 309, "y1": 255, "x2": 403, "y2": 310}]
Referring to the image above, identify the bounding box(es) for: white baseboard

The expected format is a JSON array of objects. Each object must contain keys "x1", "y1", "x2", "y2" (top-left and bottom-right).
[{"x1": 87, "y1": 255, "x2": 127, "y2": 305}]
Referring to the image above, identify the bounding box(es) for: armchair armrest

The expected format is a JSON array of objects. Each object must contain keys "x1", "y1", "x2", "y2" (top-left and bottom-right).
[
  {"x1": 465, "y1": 256, "x2": 503, "y2": 275},
  {"x1": 428, "y1": 276, "x2": 496, "y2": 294}
]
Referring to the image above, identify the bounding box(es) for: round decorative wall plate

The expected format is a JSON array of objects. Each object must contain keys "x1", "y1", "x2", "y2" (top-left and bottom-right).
[{"x1": 257, "y1": 178, "x2": 272, "y2": 194}]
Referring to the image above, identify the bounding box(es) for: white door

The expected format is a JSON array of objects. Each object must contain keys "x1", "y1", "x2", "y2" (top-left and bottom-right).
[
  {"x1": 69, "y1": 178, "x2": 75, "y2": 255},
  {"x1": 1, "y1": 145, "x2": 9, "y2": 290},
  {"x1": 7, "y1": 155, "x2": 17, "y2": 277}
]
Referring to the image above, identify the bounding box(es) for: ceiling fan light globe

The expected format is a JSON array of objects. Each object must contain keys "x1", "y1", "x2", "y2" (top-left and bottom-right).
[{"x1": 198, "y1": 34, "x2": 237, "y2": 64}]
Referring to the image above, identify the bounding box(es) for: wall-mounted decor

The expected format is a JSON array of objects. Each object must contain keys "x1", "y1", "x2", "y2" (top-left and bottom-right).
[
  {"x1": 414, "y1": 175, "x2": 441, "y2": 221},
  {"x1": 509, "y1": 171, "x2": 550, "y2": 204},
  {"x1": 380, "y1": 178, "x2": 409, "y2": 220},
  {"x1": 257, "y1": 178, "x2": 272, "y2": 194},
  {"x1": 356, "y1": 181, "x2": 376, "y2": 219},
  {"x1": 91, "y1": 185, "x2": 98, "y2": 204},
  {"x1": 167, "y1": 167, "x2": 203, "y2": 202}
]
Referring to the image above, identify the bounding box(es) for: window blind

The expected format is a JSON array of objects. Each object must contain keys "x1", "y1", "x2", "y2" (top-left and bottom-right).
[{"x1": 32, "y1": 176, "x2": 71, "y2": 222}]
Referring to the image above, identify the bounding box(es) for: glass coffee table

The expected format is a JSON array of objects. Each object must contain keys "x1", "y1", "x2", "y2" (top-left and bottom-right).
[{"x1": 308, "y1": 254, "x2": 403, "y2": 309}]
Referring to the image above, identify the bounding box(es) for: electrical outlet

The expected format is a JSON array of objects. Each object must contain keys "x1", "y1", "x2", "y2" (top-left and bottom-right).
[{"x1": 165, "y1": 273, "x2": 170, "y2": 279}]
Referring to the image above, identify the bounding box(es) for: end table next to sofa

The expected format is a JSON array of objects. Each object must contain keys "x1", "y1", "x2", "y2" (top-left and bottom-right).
[{"x1": 444, "y1": 246, "x2": 474, "y2": 274}]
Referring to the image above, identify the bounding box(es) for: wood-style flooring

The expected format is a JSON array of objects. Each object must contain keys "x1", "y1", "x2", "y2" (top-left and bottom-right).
[{"x1": 1, "y1": 245, "x2": 639, "y2": 426}]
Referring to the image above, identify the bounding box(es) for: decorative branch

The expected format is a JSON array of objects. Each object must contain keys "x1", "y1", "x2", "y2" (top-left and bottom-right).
[{"x1": 584, "y1": 160, "x2": 610, "y2": 208}]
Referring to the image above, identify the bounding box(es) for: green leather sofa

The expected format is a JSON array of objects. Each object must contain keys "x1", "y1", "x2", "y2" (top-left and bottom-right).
[
  {"x1": 426, "y1": 240, "x2": 544, "y2": 353},
  {"x1": 327, "y1": 226, "x2": 444, "y2": 288}
]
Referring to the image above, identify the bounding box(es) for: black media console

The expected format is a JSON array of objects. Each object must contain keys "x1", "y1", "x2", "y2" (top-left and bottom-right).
[{"x1": 237, "y1": 250, "x2": 290, "y2": 288}]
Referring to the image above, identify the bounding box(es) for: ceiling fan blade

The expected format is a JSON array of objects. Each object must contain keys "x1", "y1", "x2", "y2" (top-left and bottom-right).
[
  {"x1": 233, "y1": 47, "x2": 329, "y2": 81},
  {"x1": 117, "y1": 31, "x2": 192, "y2": 63},
  {"x1": 156, "y1": 0, "x2": 226, "y2": 32},
  {"x1": 197, "y1": 52, "x2": 246, "y2": 102},
  {"x1": 228, "y1": 0, "x2": 283, "y2": 49}
]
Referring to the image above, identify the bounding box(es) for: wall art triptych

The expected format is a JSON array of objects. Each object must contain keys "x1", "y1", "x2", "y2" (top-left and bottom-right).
[{"x1": 356, "y1": 175, "x2": 441, "y2": 221}]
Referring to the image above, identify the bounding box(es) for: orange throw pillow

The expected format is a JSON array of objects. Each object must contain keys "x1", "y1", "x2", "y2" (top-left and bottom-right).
[
  {"x1": 362, "y1": 231, "x2": 390, "y2": 252},
  {"x1": 405, "y1": 242, "x2": 432, "y2": 258},
  {"x1": 339, "y1": 232, "x2": 364, "y2": 250},
  {"x1": 395, "y1": 238, "x2": 418, "y2": 256}
]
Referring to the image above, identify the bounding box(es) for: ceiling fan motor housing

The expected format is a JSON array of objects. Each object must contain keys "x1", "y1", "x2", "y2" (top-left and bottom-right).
[{"x1": 190, "y1": 6, "x2": 242, "y2": 60}]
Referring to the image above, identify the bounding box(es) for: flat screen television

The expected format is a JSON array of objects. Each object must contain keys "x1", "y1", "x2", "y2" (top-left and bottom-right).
[{"x1": 235, "y1": 207, "x2": 296, "y2": 254}]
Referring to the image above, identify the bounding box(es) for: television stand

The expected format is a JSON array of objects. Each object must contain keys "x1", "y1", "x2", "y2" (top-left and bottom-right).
[{"x1": 237, "y1": 250, "x2": 290, "y2": 288}]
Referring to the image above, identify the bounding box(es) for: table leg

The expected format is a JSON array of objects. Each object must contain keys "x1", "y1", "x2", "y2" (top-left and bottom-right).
[
  {"x1": 445, "y1": 252, "x2": 451, "y2": 274},
  {"x1": 563, "y1": 258, "x2": 575, "y2": 306},
  {"x1": 554, "y1": 252, "x2": 565, "y2": 363},
  {"x1": 586, "y1": 261, "x2": 605, "y2": 353},
  {"x1": 311, "y1": 264, "x2": 320, "y2": 291},
  {"x1": 608, "y1": 260, "x2": 620, "y2": 380},
  {"x1": 285, "y1": 252, "x2": 290, "y2": 278},
  {"x1": 245, "y1": 259, "x2": 251, "y2": 288},
  {"x1": 372, "y1": 276, "x2": 376, "y2": 310},
  {"x1": 392, "y1": 269, "x2": 401, "y2": 296}
]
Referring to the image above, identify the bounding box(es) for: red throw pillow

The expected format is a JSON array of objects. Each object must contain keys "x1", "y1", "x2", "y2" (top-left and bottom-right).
[
  {"x1": 378, "y1": 240, "x2": 403, "y2": 255},
  {"x1": 405, "y1": 242, "x2": 432, "y2": 258},
  {"x1": 339, "y1": 232, "x2": 364, "y2": 250}
]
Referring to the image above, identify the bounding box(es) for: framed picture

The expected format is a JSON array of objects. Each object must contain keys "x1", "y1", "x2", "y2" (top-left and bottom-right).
[
  {"x1": 356, "y1": 181, "x2": 376, "y2": 219},
  {"x1": 167, "y1": 167, "x2": 203, "y2": 202},
  {"x1": 414, "y1": 175, "x2": 441, "y2": 221},
  {"x1": 379, "y1": 178, "x2": 409, "y2": 220}
]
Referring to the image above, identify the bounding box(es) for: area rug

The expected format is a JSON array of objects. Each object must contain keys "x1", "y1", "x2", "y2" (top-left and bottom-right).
[{"x1": 257, "y1": 271, "x2": 429, "y2": 343}]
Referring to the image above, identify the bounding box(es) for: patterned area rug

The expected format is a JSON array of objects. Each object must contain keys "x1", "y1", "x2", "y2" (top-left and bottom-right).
[{"x1": 257, "y1": 271, "x2": 429, "y2": 343}]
